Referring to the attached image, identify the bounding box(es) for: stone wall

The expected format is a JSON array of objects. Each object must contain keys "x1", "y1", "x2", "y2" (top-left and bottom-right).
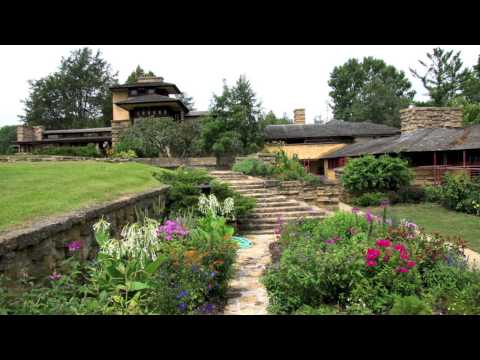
[
  {"x1": 400, "y1": 107, "x2": 463, "y2": 133},
  {"x1": 111, "y1": 119, "x2": 131, "y2": 149},
  {"x1": 264, "y1": 179, "x2": 341, "y2": 211},
  {"x1": 0, "y1": 186, "x2": 169, "y2": 279}
]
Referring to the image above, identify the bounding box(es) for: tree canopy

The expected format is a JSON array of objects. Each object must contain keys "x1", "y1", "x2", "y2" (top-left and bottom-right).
[
  {"x1": 0, "y1": 125, "x2": 17, "y2": 155},
  {"x1": 20, "y1": 47, "x2": 118, "y2": 129},
  {"x1": 200, "y1": 75, "x2": 264, "y2": 157},
  {"x1": 410, "y1": 47, "x2": 470, "y2": 107},
  {"x1": 259, "y1": 110, "x2": 292, "y2": 128},
  {"x1": 125, "y1": 65, "x2": 156, "y2": 84},
  {"x1": 328, "y1": 57, "x2": 415, "y2": 128}
]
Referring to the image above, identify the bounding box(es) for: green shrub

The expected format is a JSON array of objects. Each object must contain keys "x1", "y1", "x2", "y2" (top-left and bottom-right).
[
  {"x1": 424, "y1": 185, "x2": 443, "y2": 203},
  {"x1": 111, "y1": 150, "x2": 137, "y2": 159},
  {"x1": 341, "y1": 155, "x2": 413, "y2": 194},
  {"x1": 351, "y1": 192, "x2": 387, "y2": 207},
  {"x1": 439, "y1": 172, "x2": 480, "y2": 214},
  {"x1": 396, "y1": 186, "x2": 426, "y2": 204},
  {"x1": 32, "y1": 144, "x2": 100, "y2": 157},
  {"x1": 232, "y1": 158, "x2": 275, "y2": 177},
  {"x1": 0, "y1": 125, "x2": 17, "y2": 155},
  {"x1": 389, "y1": 296, "x2": 432, "y2": 315},
  {"x1": 154, "y1": 167, "x2": 255, "y2": 219},
  {"x1": 294, "y1": 304, "x2": 338, "y2": 315}
]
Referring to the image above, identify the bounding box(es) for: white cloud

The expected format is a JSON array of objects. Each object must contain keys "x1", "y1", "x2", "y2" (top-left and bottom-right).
[{"x1": 0, "y1": 45, "x2": 478, "y2": 127}]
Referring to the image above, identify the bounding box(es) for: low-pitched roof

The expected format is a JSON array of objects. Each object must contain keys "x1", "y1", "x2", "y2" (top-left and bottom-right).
[
  {"x1": 115, "y1": 95, "x2": 190, "y2": 112},
  {"x1": 321, "y1": 124, "x2": 480, "y2": 159},
  {"x1": 110, "y1": 81, "x2": 181, "y2": 94},
  {"x1": 43, "y1": 127, "x2": 112, "y2": 135},
  {"x1": 265, "y1": 120, "x2": 400, "y2": 140}
]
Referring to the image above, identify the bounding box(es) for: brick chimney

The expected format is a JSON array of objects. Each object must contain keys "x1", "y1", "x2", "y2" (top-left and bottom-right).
[
  {"x1": 400, "y1": 107, "x2": 463, "y2": 133},
  {"x1": 137, "y1": 76, "x2": 164, "y2": 83},
  {"x1": 294, "y1": 108, "x2": 306, "y2": 125}
]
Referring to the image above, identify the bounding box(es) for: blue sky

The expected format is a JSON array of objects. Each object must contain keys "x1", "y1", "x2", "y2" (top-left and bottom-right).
[{"x1": 1, "y1": 45, "x2": 479, "y2": 127}]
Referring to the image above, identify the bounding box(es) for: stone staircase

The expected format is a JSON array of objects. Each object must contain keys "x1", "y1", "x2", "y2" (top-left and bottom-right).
[{"x1": 210, "y1": 171, "x2": 328, "y2": 234}]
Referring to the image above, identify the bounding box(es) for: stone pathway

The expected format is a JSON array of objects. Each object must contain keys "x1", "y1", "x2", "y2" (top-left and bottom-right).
[{"x1": 222, "y1": 234, "x2": 276, "y2": 315}]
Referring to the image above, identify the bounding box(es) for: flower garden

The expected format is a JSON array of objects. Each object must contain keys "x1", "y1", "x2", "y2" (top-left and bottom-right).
[
  {"x1": 263, "y1": 205, "x2": 480, "y2": 315},
  {"x1": 0, "y1": 193, "x2": 239, "y2": 315}
]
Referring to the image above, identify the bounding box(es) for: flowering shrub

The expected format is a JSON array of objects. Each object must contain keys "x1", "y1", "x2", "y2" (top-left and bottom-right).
[{"x1": 263, "y1": 207, "x2": 480, "y2": 315}]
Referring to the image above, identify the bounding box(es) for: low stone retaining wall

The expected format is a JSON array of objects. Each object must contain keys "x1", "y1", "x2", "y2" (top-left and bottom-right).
[
  {"x1": 0, "y1": 155, "x2": 218, "y2": 169},
  {"x1": 264, "y1": 179, "x2": 342, "y2": 211},
  {"x1": 0, "y1": 186, "x2": 169, "y2": 279}
]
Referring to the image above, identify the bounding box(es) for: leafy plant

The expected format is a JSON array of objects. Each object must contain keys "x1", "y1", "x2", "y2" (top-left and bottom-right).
[
  {"x1": 351, "y1": 192, "x2": 388, "y2": 207},
  {"x1": 341, "y1": 154, "x2": 413, "y2": 194},
  {"x1": 389, "y1": 296, "x2": 432, "y2": 315}
]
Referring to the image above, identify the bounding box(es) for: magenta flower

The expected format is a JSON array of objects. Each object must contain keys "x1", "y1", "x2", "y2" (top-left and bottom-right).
[
  {"x1": 66, "y1": 240, "x2": 82, "y2": 252},
  {"x1": 366, "y1": 248, "x2": 381, "y2": 260},
  {"x1": 396, "y1": 267, "x2": 409, "y2": 273},
  {"x1": 352, "y1": 207, "x2": 360, "y2": 214},
  {"x1": 400, "y1": 251, "x2": 410, "y2": 260},
  {"x1": 394, "y1": 244, "x2": 406, "y2": 252},
  {"x1": 48, "y1": 271, "x2": 62, "y2": 281},
  {"x1": 366, "y1": 260, "x2": 377, "y2": 267},
  {"x1": 383, "y1": 255, "x2": 390, "y2": 263},
  {"x1": 380, "y1": 199, "x2": 390, "y2": 208},
  {"x1": 406, "y1": 260, "x2": 416, "y2": 268},
  {"x1": 376, "y1": 239, "x2": 391, "y2": 248}
]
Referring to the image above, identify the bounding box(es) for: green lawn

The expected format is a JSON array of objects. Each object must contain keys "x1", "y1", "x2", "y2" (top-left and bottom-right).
[
  {"x1": 0, "y1": 161, "x2": 162, "y2": 232},
  {"x1": 365, "y1": 203, "x2": 480, "y2": 253}
]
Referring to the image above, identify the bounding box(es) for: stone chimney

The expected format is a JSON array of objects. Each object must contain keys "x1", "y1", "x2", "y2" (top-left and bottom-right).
[
  {"x1": 400, "y1": 107, "x2": 463, "y2": 133},
  {"x1": 137, "y1": 76, "x2": 164, "y2": 83},
  {"x1": 294, "y1": 108, "x2": 306, "y2": 125},
  {"x1": 17, "y1": 125, "x2": 33, "y2": 142},
  {"x1": 33, "y1": 126, "x2": 44, "y2": 141}
]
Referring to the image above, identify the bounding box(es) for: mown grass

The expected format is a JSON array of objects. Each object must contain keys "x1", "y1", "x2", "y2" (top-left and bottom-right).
[
  {"x1": 0, "y1": 161, "x2": 162, "y2": 232},
  {"x1": 365, "y1": 203, "x2": 480, "y2": 253}
]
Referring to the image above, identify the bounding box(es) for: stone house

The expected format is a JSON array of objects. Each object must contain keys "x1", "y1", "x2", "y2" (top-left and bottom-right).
[
  {"x1": 15, "y1": 75, "x2": 208, "y2": 153},
  {"x1": 264, "y1": 108, "x2": 400, "y2": 180}
]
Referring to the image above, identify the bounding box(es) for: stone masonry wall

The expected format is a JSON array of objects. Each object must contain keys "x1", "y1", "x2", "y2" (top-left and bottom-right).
[
  {"x1": 111, "y1": 119, "x2": 132, "y2": 149},
  {"x1": 0, "y1": 186, "x2": 169, "y2": 279},
  {"x1": 400, "y1": 107, "x2": 463, "y2": 133}
]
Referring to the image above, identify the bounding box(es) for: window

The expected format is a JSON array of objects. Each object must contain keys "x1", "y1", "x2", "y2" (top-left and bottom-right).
[{"x1": 130, "y1": 89, "x2": 138, "y2": 96}]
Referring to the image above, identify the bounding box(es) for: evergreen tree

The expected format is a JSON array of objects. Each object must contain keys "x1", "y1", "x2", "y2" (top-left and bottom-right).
[
  {"x1": 410, "y1": 47, "x2": 470, "y2": 106},
  {"x1": 20, "y1": 47, "x2": 118, "y2": 129},
  {"x1": 175, "y1": 92, "x2": 195, "y2": 111},
  {"x1": 0, "y1": 125, "x2": 17, "y2": 154},
  {"x1": 200, "y1": 75, "x2": 263, "y2": 156},
  {"x1": 126, "y1": 65, "x2": 156, "y2": 84}
]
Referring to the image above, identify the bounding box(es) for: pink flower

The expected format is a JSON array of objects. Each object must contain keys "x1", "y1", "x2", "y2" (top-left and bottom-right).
[
  {"x1": 352, "y1": 207, "x2": 360, "y2": 214},
  {"x1": 394, "y1": 244, "x2": 406, "y2": 252},
  {"x1": 406, "y1": 260, "x2": 416, "y2": 268},
  {"x1": 365, "y1": 210, "x2": 374, "y2": 224},
  {"x1": 396, "y1": 267, "x2": 409, "y2": 273},
  {"x1": 48, "y1": 271, "x2": 62, "y2": 281},
  {"x1": 380, "y1": 199, "x2": 390, "y2": 208},
  {"x1": 383, "y1": 255, "x2": 390, "y2": 262},
  {"x1": 376, "y1": 239, "x2": 391, "y2": 248},
  {"x1": 366, "y1": 248, "x2": 381, "y2": 260},
  {"x1": 66, "y1": 240, "x2": 82, "y2": 252},
  {"x1": 366, "y1": 260, "x2": 377, "y2": 267},
  {"x1": 400, "y1": 251, "x2": 410, "y2": 260}
]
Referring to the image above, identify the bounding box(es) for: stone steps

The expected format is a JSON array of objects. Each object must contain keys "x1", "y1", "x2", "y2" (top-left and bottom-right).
[
  {"x1": 252, "y1": 205, "x2": 313, "y2": 213},
  {"x1": 240, "y1": 213, "x2": 325, "y2": 223}
]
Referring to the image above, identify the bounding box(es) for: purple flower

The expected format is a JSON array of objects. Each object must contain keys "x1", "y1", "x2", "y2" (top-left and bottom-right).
[
  {"x1": 210, "y1": 271, "x2": 216, "y2": 278},
  {"x1": 325, "y1": 236, "x2": 341, "y2": 245},
  {"x1": 48, "y1": 271, "x2": 62, "y2": 281},
  {"x1": 176, "y1": 290, "x2": 188, "y2": 300},
  {"x1": 380, "y1": 199, "x2": 390, "y2": 208},
  {"x1": 197, "y1": 303, "x2": 216, "y2": 314},
  {"x1": 66, "y1": 240, "x2": 82, "y2": 252},
  {"x1": 352, "y1": 207, "x2": 360, "y2": 214},
  {"x1": 178, "y1": 302, "x2": 188, "y2": 312},
  {"x1": 365, "y1": 210, "x2": 374, "y2": 224},
  {"x1": 156, "y1": 220, "x2": 189, "y2": 241}
]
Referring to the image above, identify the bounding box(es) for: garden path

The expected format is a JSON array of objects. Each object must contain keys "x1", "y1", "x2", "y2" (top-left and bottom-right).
[{"x1": 222, "y1": 233, "x2": 275, "y2": 315}]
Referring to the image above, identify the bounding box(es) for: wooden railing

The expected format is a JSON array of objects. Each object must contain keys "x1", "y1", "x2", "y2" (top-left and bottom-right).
[{"x1": 415, "y1": 165, "x2": 480, "y2": 185}]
